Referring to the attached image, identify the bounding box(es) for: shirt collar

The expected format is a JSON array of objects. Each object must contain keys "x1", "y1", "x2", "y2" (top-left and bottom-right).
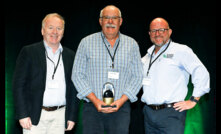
[
  {"x1": 101, "y1": 31, "x2": 121, "y2": 49},
  {"x1": 101, "y1": 31, "x2": 121, "y2": 41},
  {"x1": 147, "y1": 39, "x2": 171, "y2": 56},
  {"x1": 43, "y1": 40, "x2": 63, "y2": 54}
]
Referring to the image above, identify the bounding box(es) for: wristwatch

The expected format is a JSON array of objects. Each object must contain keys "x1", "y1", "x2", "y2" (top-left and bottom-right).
[{"x1": 190, "y1": 96, "x2": 199, "y2": 103}]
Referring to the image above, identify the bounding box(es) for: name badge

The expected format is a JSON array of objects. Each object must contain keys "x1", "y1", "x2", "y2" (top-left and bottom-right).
[
  {"x1": 47, "y1": 80, "x2": 59, "y2": 89},
  {"x1": 108, "y1": 71, "x2": 119, "y2": 79},
  {"x1": 142, "y1": 78, "x2": 151, "y2": 86}
]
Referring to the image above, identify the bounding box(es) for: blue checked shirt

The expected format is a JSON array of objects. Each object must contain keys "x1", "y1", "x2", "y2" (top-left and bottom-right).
[{"x1": 72, "y1": 32, "x2": 143, "y2": 102}]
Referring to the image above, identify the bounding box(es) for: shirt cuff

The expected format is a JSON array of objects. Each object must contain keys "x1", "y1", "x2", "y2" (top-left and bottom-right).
[
  {"x1": 77, "y1": 88, "x2": 92, "y2": 100},
  {"x1": 123, "y1": 90, "x2": 138, "y2": 103}
]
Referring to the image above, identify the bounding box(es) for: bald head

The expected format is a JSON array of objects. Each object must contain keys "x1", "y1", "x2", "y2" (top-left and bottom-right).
[
  {"x1": 148, "y1": 17, "x2": 172, "y2": 48},
  {"x1": 149, "y1": 17, "x2": 170, "y2": 30}
]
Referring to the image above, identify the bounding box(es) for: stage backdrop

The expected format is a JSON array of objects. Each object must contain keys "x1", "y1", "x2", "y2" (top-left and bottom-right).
[{"x1": 5, "y1": 0, "x2": 216, "y2": 134}]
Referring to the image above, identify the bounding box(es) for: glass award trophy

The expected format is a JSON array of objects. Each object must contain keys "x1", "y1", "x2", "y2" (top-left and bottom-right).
[{"x1": 101, "y1": 82, "x2": 116, "y2": 108}]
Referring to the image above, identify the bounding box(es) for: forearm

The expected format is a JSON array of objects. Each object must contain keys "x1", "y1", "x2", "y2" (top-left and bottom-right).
[
  {"x1": 119, "y1": 94, "x2": 128, "y2": 104},
  {"x1": 87, "y1": 92, "x2": 100, "y2": 104}
]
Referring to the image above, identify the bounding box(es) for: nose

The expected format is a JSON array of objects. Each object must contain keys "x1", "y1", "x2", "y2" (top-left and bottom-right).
[
  {"x1": 52, "y1": 28, "x2": 58, "y2": 34},
  {"x1": 107, "y1": 18, "x2": 113, "y2": 23},
  {"x1": 154, "y1": 30, "x2": 160, "y2": 36}
]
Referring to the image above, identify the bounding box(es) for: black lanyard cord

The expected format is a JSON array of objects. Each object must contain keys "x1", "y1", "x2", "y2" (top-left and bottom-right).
[
  {"x1": 45, "y1": 51, "x2": 62, "y2": 79},
  {"x1": 147, "y1": 40, "x2": 171, "y2": 76},
  {"x1": 101, "y1": 33, "x2": 120, "y2": 69}
]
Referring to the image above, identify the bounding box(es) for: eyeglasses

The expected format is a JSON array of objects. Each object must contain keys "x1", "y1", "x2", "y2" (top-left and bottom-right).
[
  {"x1": 101, "y1": 16, "x2": 121, "y2": 21},
  {"x1": 149, "y1": 28, "x2": 169, "y2": 34}
]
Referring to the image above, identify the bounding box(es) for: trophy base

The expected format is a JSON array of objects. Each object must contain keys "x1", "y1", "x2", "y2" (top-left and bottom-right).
[
  {"x1": 102, "y1": 97, "x2": 116, "y2": 108},
  {"x1": 101, "y1": 105, "x2": 117, "y2": 108},
  {"x1": 103, "y1": 97, "x2": 114, "y2": 105}
]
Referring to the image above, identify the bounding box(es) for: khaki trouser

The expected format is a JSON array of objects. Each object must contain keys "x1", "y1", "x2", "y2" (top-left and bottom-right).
[{"x1": 23, "y1": 107, "x2": 65, "y2": 134}]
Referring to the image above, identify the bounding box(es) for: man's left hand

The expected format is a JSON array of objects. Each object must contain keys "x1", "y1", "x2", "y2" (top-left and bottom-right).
[
  {"x1": 173, "y1": 100, "x2": 197, "y2": 112},
  {"x1": 65, "y1": 121, "x2": 75, "y2": 131},
  {"x1": 105, "y1": 94, "x2": 128, "y2": 113}
]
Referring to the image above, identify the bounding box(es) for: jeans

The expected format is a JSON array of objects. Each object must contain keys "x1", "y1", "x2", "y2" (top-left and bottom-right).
[{"x1": 82, "y1": 101, "x2": 131, "y2": 134}]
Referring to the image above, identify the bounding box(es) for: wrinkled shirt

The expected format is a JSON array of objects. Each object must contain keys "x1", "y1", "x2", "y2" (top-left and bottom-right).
[
  {"x1": 141, "y1": 40, "x2": 210, "y2": 105},
  {"x1": 72, "y1": 32, "x2": 143, "y2": 102}
]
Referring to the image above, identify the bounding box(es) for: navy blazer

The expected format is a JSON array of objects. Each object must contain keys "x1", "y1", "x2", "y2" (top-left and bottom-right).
[{"x1": 12, "y1": 41, "x2": 80, "y2": 128}]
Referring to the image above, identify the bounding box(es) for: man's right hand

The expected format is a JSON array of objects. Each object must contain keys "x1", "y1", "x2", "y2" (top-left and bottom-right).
[
  {"x1": 87, "y1": 93, "x2": 111, "y2": 113},
  {"x1": 19, "y1": 117, "x2": 32, "y2": 130},
  {"x1": 93, "y1": 98, "x2": 112, "y2": 113}
]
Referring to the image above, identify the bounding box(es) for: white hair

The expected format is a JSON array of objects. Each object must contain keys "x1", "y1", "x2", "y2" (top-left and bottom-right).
[{"x1": 100, "y1": 5, "x2": 122, "y2": 18}]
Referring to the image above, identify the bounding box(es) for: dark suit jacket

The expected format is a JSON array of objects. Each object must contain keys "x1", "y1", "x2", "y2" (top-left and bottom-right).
[{"x1": 12, "y1": 41, "x2": 79, "y2": 128}]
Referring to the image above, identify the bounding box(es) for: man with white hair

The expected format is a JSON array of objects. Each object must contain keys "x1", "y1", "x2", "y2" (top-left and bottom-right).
[{"x1": 72, "y1": 5, "x2": 143, "y2": 134}]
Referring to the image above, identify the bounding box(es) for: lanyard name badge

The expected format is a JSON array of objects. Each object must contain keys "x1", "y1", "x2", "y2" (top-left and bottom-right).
[
  {"x1": 45, "y1": 51, "x2": 62, "y2": 89},
  {"x1": 142, "y1": 40, "x2": 171, "y2": 86},
  {"x1": 101, "y1": 33, "x2": 120, "y2": 80}
]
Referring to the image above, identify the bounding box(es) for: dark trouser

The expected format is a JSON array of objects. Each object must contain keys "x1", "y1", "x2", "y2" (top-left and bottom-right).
[
  {"x1": 82, "y1": 101, "x2": 131, "y2": 134},
  {"x1": 143, "y1": 105, "x2": 186, "y2": 134}
]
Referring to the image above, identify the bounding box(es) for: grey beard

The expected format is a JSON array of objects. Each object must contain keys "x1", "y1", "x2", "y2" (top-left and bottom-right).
[{"x1": 154, "y1": 43, "x2": 164, "y2": 47}]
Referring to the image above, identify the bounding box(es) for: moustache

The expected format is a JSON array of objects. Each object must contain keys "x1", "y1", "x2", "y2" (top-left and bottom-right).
[
  {"x1": 105, "y1": 24, "x2": 116, "y2": 28},
  {"x1": 154, "y1": 36, "x2": 163, "y2": 39}
]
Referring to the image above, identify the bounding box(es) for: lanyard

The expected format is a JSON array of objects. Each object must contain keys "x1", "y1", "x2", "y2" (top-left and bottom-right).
[
  {"x1": 146, "y1": 40, "x2": 171, "y2": 76},
  {"x1": 45, "y1": 51, "x2": 62, "y2": 79},
  {"x1": 101, "y1": 33, "x2": 120, "y2": 69}
]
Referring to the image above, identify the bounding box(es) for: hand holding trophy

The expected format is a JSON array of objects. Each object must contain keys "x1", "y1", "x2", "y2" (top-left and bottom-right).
[{"x1": 102, "y1": 82, "x2": 117, "y2": 108}]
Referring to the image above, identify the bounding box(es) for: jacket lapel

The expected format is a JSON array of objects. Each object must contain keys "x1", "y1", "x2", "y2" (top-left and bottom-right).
[
  {"x1": 62, "y1": 49, "x2": 68, "y2": 82},
  {"x1": 38, "y1": 42, "x2": 47, "y2": 84}
]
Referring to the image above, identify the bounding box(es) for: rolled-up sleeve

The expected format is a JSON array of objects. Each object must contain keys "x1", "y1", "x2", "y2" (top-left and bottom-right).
[{"x1": 179, "y1": 46, "x2": 210, "y2": 97}]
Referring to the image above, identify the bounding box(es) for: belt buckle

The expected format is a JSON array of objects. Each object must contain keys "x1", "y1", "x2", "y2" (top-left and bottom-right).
[
  {"x1": 57, "y1": 105, "x2": 64, "y2": 110},
  {"x1": 167, "y1": 104, "x2": 172, "y2": 108},
  {"x1": 155, "y1": 106, "x2": 159, "y2": 110},
  {"x1": 155, "y1": 104, "x2": 164, "y2": 110}
]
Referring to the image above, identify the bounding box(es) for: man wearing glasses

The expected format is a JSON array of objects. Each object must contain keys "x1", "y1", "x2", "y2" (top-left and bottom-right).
[
  {"x1": 72, "y1": 5, "x2": 143, "y2": 134},
  {"x1": 141, "y1": 17, "x2": 210, "y2": 134}
]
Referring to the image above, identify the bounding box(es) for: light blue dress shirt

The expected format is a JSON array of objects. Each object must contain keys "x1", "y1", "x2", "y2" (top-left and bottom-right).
[
  {"x1": 72, "y1": 32, "x2": 143, "y2": 102},
  {"x1": 43, "y1": 41, "x2": 66, "y2": 106},
  {"x1": 141, "y1": 40, "x2": 210, "y2": 105}
]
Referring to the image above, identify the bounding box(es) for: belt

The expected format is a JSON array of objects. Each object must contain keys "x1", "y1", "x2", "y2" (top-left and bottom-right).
[
  {"x1": 148, "y1": 103, "x2": 175, "y2": 110},
  {"x1": 83, "y1": 100, "x2": 92, "y2": 103},
  {"x1": 42, "y1": 105, "x2": 65, "y2": 111},
  {"x1": 83, "y1": 100, "x2": 130, "y2": 104}
]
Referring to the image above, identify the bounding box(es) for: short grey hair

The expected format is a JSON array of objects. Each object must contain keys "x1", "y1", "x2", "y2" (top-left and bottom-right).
[{"x1": 100, "y1": 5, "x2": 122, "y2": 18}]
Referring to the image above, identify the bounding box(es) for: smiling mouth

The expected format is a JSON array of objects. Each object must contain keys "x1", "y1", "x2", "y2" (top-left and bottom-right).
[{"x1": 154, "y1": 36, "x2": 163, "y2": 39}]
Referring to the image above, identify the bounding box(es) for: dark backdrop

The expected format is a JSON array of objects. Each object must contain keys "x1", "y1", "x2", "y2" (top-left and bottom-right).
[{"x1": 5, "y1": 0, "x2": 216, "y2": 134}]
